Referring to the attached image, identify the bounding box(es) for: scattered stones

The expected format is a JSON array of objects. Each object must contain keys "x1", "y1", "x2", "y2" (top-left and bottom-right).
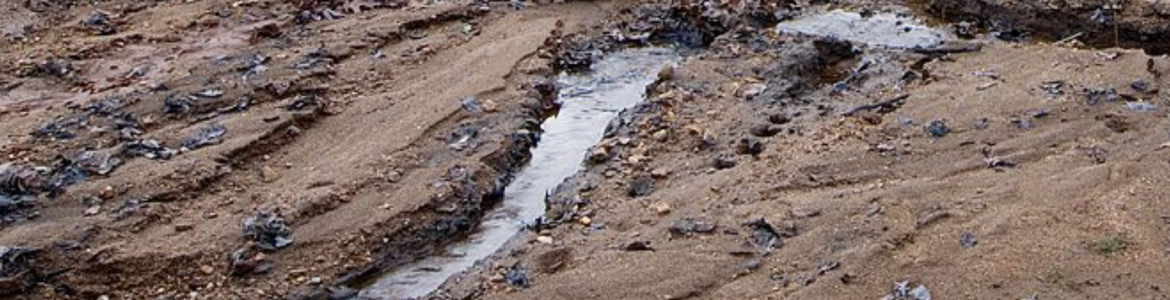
[
  {"x1": 1084, "y1": 88, "x2": 1120, "y2": 105},
  {"x1": 883, "y1": 281, "x2": 932, "y2": 300},
  {"x1": 0, "y1": 246, "x2": 38, "y2": 295}
]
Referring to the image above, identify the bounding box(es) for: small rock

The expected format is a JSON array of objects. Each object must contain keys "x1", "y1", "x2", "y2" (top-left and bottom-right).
[
  {"x1": 926, "y1": 120, "x2": 949, "y2": 138},
  {"x1": 535, "y1": 236, "x2": 554, "y2": 244},
  {"x1": 650, "y1": 168, "x2": 669, "y2": 178},
  {"x1": 712, "y1": 154, "x2": 737, "y2": 169},
  {"x1": 1132, "y1": 80, "x2": 1151, "y2": 93},
  {"x1": 622, "y1": 240, "x2": 654, "y2": 251},
  {"x1": 175, "y1": 223, "x2": 195, "y2": 232},
  {"x1": 916, "y1": 206, "x2": 950, "y2": 229},
  {"x1": 504, "y1": 264, "x2": 531, "y2": 288},
  {"x1": 83, "y1": 206, "x2": 101, "y2": 216},
  {"x1": 588, "y1": 147, "x2": 611, "y2": 164},
  {"x1": 750, "y1": 124, "x2": 783, "y2": 137},
  {"x1": 960, "y1": 232, "x2": 978, "y2": 248},
  {"x1": 260, "y1": 166, "x2": 280, "y2": 183},
  {"x1": 737, "y1": 137, "x2": 765, "y2": 156},
  {"x1": 791, "y1": 207, "x2": 821, "y2": 218},
  {"x1": 651, "y1": 202, "x2": 671, "y2": 215},
  {"x1": 200, "y1": 265, "x2": 215, "y2": 275},
  {"x1": 629, "y1": 175, "x2": 655, "y2": 197}
]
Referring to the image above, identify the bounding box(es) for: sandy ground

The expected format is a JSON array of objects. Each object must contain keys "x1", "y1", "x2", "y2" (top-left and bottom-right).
[{"x1": 1, "y1": 0, "x2": 1170, "y2": 299}]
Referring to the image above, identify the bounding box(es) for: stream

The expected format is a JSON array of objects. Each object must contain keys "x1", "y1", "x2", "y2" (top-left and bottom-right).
[{"x1": 359, "y1": 48, "x2": 681, "y2": 299}]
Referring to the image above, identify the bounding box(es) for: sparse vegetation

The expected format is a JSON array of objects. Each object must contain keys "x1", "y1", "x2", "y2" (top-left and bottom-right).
[{"x1": 1095, "y1": 235, "x2": 1130, "y2": 257}]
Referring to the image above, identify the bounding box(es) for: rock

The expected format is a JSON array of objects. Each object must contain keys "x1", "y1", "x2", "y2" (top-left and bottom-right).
[
  {"x1": 650, "y1": 168, "x2": 669, "y2": 178},
  {"x1": 200, "y1": 265, "x2": 215, "y2": 275},
  {"x1": 791, "y1": 207, "x2": 820, "y2": 218},
  {"x1": 926, "y1": 120, "x2": 949, "y2": 138},
  {"x1": 670, "y1": 218, "x2": 716, "y2": 236},
  {"x1": 737, "y1": 137, "x2": 765, "y2": 156},
  {"x1": 504, "y1": 264, "x2": 531, "y2": 288},
  {"x1": 816, "y1": 261, "x2": 840, "y2": 275},
  {"x1": 1126, "y1": 102, "x2": 1158, "y2": 112},
  {"x1": 746, "y1": 218, "x2": 783, "y2": 254},
  {"x1": 1132, "y1": 80, "x2": 1152, "y2": 93},
  {"x1": 621, "y1": 240, "x2": 654, "y2": 251},
  {"x1": 175, "y1": 223, "x2": 195, "y2": 232},
  {"x1": 194, "y1": 89, "x2": 224, "y2": 98},
  {"x1": 535, "y1": 248, "x2": 571, "y2": 274},
  {"x1": 768, "y1": 113, "x2": 792, "y2": 125},
  {"x1": 960, "y1": 232, "x2": 977, "y2": 248},
  {"x1": 83, "y1": 11, "x2": 116, "y2": 35},
  {"x1": 750, "y1": 123, "x2": 783, "y2": 137},
  {"x1": 181, "y1": 124, "x2": 227, "y2": 150},
  {"x1": 260, "y1": 166, "x2": 280, "y2": 183},
  {"x1": 629, "y1": 175, "x2": 655, "y2": 197},
  {"x1": 588, "y1": 147, "x2": 611, "y2": 164},
  {"x1": 83, "y1": 206, "x2": 101, "y2": 216},
  {"x1": 712, "y1": 154, "x2": 738, "y2": 169},
  {"x1": 739, "y1": 83, "x2": 768, "y2": 98},
  {"x1": 916, "y1": 206, "x2": 950, "y2": 229},
  {"x1": 1041, "y1": 81, "x2": 1064, "y2": 96},
  {"x1": 651, "y1": 202, "x2": 671, "y2": 215},
  {"x1": 536, "y1": 236, "x2": 554, "y2": 244},
  {"x1": 229, "y1": 245, "x2": 272, "y2": 276},
  {"x1": 242, "y1": 211, "x2": 293, "y2": 251},
  {"x1": 986, "y1": 158, "x2": 1018, "y2": 169}
]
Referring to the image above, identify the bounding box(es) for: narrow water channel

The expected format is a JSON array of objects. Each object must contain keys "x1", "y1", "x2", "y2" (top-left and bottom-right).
[{"x1": 359, "y1": 48, "x2": 680, "y2": 299}]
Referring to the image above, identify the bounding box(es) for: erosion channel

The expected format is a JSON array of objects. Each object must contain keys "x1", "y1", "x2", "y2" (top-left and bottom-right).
[{"x1": 360, "y1": 48, "x2": 681, "y2": 299}]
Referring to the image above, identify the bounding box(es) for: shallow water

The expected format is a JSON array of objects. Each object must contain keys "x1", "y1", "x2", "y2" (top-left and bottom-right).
[
  {"x1": 358, "y1": 48, "x2": 680, "y2": 299},
  {"x1": 776, "y1": 10, "x2": 952, "y2": 49}
]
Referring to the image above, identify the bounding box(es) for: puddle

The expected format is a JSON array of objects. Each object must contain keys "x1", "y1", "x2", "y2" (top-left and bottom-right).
[
  {"x1": 358, "y1": 48, "x2": 680, "y2": 299},
  {"x1": 777, "y1": 10, "x2": 952, "y2": 49}
]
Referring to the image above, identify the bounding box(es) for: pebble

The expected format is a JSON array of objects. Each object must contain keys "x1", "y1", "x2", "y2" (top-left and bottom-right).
[
  {"x1": 536, "y1": 236, "x2": 554, "y2": 244},
  {"x1": 261, "y1": 166, "x2": 280, "y2": 183},
  {"x1": 651, "y1": 202, "x2": 672, "y2": 215},
  {"x1": 175, "y1": 223, "x2": 195, "y2": 232}
]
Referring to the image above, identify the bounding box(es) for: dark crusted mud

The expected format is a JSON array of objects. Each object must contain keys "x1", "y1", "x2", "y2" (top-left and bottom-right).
[{"x1": 2, "y1": 0, "x2": 1170, "y2": 299}]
